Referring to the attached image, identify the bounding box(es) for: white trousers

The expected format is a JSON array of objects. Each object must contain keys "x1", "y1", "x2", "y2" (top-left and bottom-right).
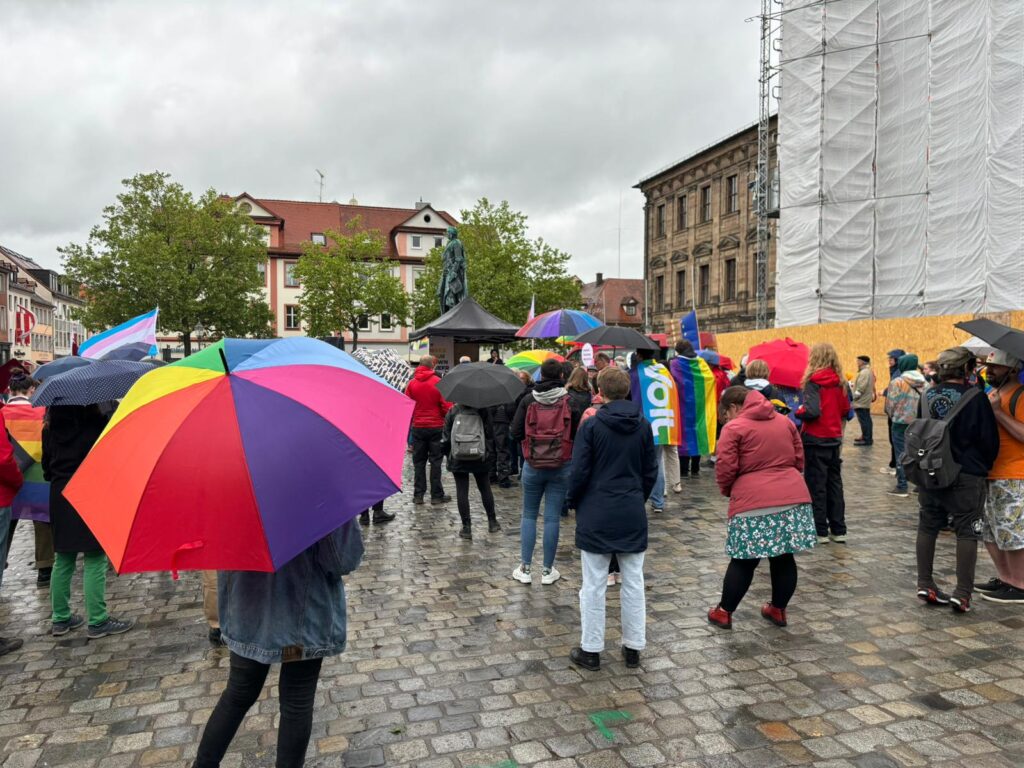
[
  {"x1": 662, "y1": 444, "x2": 680, "y2": 489},
  {"x1": 579, "y1": 550, "x2": 646, "y2": 653}
]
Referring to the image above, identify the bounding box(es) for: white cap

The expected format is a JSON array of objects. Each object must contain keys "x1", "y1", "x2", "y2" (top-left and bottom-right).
[{"x1": 987, "y1": 349, "x2": 1021, "y2": 368}]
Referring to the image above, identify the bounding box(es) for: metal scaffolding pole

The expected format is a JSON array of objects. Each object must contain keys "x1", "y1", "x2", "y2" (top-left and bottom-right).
[{"x1": 755, "y1": 0, "x2": 780, "y2": 330}]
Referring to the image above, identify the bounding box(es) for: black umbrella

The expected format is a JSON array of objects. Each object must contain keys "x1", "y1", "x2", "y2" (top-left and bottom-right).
[
  {"x1": 100, "y1": 342, "x2": 153, "y2": 362},
  {"x1": 436, "y1": 362, "x2": 525, "y2": 409},
  {"x1": 954, "y1": 319, "x2": 1024, "y2": 361},
  {"x1": 573, "y1": 325, "x2": 660, "y2": 351},
  {"x1": 30, "y1": 360, "x2": 156, "y2": 407},
  {"x1": 34, "y1": 356, "x2": 94, "y2": 382}
]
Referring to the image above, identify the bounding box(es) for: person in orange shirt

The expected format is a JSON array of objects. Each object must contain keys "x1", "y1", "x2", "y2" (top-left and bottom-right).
[{"x1": 978, "y1": 350, "x2": 1024, "y2": 604}]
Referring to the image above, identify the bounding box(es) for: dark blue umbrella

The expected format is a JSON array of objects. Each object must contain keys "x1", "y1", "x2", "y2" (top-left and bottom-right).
[
  {"x1": 30, "y1": 361, "x2": 156, "y2": 407},
  {"x1": 100, "y1": 342, "x2": 153, "y2": 362},
  {"x1": 34, "y1": 356, "x2": 94, "y2": 382}
]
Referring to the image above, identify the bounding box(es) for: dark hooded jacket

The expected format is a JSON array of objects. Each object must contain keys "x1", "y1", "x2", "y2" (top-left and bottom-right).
[{"x1": 567, "y1": 399, "x2": 658, "y2": 554}]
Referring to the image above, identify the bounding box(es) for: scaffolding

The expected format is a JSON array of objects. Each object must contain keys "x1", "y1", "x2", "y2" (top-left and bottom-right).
[{"x1": 755, "y1": 0, "x2": 782, "y2": 329}]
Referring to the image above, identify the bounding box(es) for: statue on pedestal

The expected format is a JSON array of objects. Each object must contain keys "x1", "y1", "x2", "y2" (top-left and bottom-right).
[{"x1": 437, "y1": 226, "x2": 467, "y2": 315}]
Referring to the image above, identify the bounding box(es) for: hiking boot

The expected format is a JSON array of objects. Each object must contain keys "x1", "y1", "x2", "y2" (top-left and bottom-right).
[
  {"x1": 570, "y1": 647, "x2": 600, "y2": 671},
  {"x1": 621, "y1": 646, "x2": 641, "y2": 668},
  {"x1": 979, "y1": 584, "x2": 1024, "y2": 604},
  {"x1": 487, "y1": 519, "x2": 501, "y2": 533},
  {"x1": 87, "y1": 617, "x2": 135, "y2": 639},
  {"x1": 886, "y1": 486, "x2": 910, "y2": 497},
  {"x1": 512, "y1": 564, "x2": 532, "y2": 584},
  {"x1": 0, "y1": 637, "x2": 23, "y2": 657},
  {"x1": 951, "y1": 595, "x2": 971, "y2": 614},
  {"x1": 459, "y1": 525, "x2": 472, "y2": 540},
  {"x1": 976, "y1": 577, "x2": 1005, "y2": 595},
  {"x1": 761, "y1": 603, "x2": 788, "y2": 627},
  {"x1": 359, "y1": 511, "x2": 370, "y2": 526},
  {"x1": 707, "y1": 605, "x2": 732, "y2": 630},
  {"x1": 413, "y1": 495, "x2": 425, "y2": 505},
  {"x1": 37, "y1": 567, "x2": 52, "y2": 587},
  {"x1": 830, "y1": 534, "x2": 847, "y2": 544},
  {"x1": 541, "y1": 567, "x2": 561, "y2": 585},
  {"x1": 430, "y1": 495, "x2": 452, "y2": 506},
  {"x1": 917, "y1": 587, "x2": 951, "y2": 606},
  {"x1": 372, "y1": 509, "x2": 396, "y2": 524},
  {"x1": 52, "y1": 614, "x2": 85, "y2": 637}
]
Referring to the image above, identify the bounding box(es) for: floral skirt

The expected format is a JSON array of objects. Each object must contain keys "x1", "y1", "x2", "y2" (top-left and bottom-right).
[
  {"x1": 983, "y1": 479, "x2": 1024, "y2": 550},
  {"x1": 725, "y1": 503, "x2": 817, "y2": 559}
]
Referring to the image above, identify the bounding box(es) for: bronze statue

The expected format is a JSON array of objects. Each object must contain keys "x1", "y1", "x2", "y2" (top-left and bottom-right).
[{"x1": 437, "y1": 225, "x2": 467, "y2": 314}]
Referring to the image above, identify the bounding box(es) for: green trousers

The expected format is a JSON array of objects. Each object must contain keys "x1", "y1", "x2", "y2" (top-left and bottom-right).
[{"x1": 51, "y1": 551, "x2": 108, "y2": 625}]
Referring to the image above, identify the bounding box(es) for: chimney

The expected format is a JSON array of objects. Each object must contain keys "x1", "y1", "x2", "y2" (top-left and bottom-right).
[
  {"x1": 415, "y1": 199, "x2": 430, "y2": 210},
  {"x1": 596, "y1": 272, "x2": 604, "y2": 286}
]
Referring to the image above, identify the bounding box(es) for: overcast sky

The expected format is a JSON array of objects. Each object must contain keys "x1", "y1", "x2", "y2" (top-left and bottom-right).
[{"x1": 1, "y1": 0, "x2": 759, "y2": 280}]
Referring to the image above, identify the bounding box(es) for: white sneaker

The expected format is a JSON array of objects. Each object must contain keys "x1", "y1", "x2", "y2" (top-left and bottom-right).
[
  {"x1": 541, "y1": 567, "x2": 561, "y2": 585},
  {"x1": 672, "y1": 483, "x2": 682, "y2": 494},
  {"x1": 879, "y1": 466, "x2": 897, "y2": 475},
  {"x1": 512, "y1": 565, "x2": 533, "y2": 584},
  {"x1": 830, "y1": 534, "x2": 847, "y2": 543},
  {"x1": 816, "y1": 536, "x2": 830, "y2": 545}
]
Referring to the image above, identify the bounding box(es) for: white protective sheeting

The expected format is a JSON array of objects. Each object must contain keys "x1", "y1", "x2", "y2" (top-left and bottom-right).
[{"x1": 775, "y1": 0, "x2": 1024, "y2": 326}]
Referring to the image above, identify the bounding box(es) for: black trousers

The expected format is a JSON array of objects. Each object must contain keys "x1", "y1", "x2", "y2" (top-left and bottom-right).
[
  {"x1": 720, "y1": 554, "x2": 798, "y2": 612},
  {"x1": 491, "y1": 421, "x2": 511, "y2": 481},
  {"x1": 196, "y1": 652, "x2": 323, "y2": 768},
  {"x1": 804, "y1": 443, "x2": 846, "y2": 536},
  {"x1": 453, "y1": 471, "x2": 496, "y2": 527},
  {"x1": 680, "y1": 455, "x2": 701, "y2": 475},
  {"x1": 854, "y1": 408, "x2": 873, "y2": 443},
  {"x1": 887, "y1": 416, "x2": 896, "y2": 467},
  {"x1": 411, "y1": 427, "x2": 445, "y2": 499}
]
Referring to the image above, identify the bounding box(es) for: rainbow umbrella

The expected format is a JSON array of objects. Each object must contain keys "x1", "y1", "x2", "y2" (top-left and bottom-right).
[
  {"x1": 63, "y1": 337, "x2": 413, "y2": 575},
  {"x1": 506, "y1": 350, "x2": 565, "y2": 377},
  {"x1": 517, "y1": 309, "x2": 602, "y2": 339}
]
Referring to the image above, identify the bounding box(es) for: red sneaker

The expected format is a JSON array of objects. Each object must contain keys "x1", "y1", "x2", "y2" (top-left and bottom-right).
[
  {"x1": 951, "y1": 595, "x2": 971, "y2": 613},
  {"x1": 707, "y1": 605, "x2": 732, "y2": 630},
  {"x1": 761, "y1": 603, "x2": 788, "y2": 627},
  {"x1": 917, "y1": 588, "x2": 951, "y2": 606}
]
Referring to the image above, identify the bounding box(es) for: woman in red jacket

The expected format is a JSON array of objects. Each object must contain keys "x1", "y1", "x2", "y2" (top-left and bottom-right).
[{"x1": 708, "y1": 387, "x2": 816, "y2": 630}]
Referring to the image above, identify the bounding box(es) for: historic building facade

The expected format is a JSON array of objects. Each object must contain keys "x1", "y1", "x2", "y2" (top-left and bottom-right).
[{"x1": 636, "y1": 117, "x2": 778, "y2": 338}]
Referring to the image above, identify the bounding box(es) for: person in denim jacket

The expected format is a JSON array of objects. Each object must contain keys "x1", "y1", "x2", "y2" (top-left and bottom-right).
[{"x1": 196, "y1": 520, "x2": 363, "y2": 768}]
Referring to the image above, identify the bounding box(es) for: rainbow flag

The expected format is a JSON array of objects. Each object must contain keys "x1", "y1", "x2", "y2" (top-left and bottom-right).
[
  {"x1": 635, "y1": 361, "x2": 681, "y2": 446},
  {"x1": 79, "y1": 308, "x2": 158, "y2": 359},
  {"x1": 5, "y1": 402, "x2": 49, "y2": 522},
  {"x1": 669, "y1": 356, "x2": 717, "y2": 455}
]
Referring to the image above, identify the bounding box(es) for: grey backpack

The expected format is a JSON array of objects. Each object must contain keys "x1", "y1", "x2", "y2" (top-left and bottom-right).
[
  {"x1": 451, "y1": 407, "x2": 487, "y2": 462},
  {"x1": 901, "y1": 387, "x2": 981, "y2": 491}
]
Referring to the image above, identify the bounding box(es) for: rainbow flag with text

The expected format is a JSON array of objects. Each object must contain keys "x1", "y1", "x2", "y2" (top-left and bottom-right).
[{"x1": 635, "y1": 360, "x2": 681, "y2": 446}]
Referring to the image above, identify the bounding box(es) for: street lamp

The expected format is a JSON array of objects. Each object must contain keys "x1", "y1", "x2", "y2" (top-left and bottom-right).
[{"x1": 193, "y1": 322, "x2": 207, "y2": 352}]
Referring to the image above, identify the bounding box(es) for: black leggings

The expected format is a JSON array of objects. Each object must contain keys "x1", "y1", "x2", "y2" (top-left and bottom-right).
[
  {"x1": 453, "y1": 471, "x2": 496, "y2": 527},
  {"x1": 720, "y1": 554, "x2": 798, "y2": 613},
  {"x1": 196, "y1": 652, "x2": 323, "y2": 768}
]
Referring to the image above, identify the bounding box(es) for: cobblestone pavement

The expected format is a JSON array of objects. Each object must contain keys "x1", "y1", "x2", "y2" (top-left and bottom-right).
[{"x1": 3, "y1": 419, "x2": 1024, "y2": 768}]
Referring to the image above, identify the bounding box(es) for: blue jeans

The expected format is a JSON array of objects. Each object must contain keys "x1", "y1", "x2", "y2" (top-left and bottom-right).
[
  {"x1": 520, "y1": 463, "x2": 569, "y2": 569},
  {"x1": 649, "y1": 450, "x2": 666, "y2": 510},
  {"x1": 892, "y1": 423, "x2": 908, "y2": 490}
]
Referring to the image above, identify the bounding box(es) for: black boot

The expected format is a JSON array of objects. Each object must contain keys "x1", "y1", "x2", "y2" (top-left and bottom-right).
[
  {"x1": 359, "y1": 511, "x2": 370, "y2": 526},
  {"x1": 372, "y1": 508, "x2": 396, "y2": 524},
  {"x1": 488, "y1": 518, "x2": 502, "y2": 533},
  {"x1": 570, "y1": 647, "x2": 600, "y2": 671},
  {"x1": 621, "y1": 646, "x2": 640, "y2": 668},
  {"x1": 459, "y1": 525, "x2": 472, "y2": 540},
  {"x1": 37, "y1": 567, "x2": 52, "y2": 587}
]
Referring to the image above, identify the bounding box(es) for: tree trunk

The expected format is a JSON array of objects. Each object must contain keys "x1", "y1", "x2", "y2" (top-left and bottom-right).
[
  {"x1": 182, "y1": 331, "x2": 192, "y2": 357},
  {"x1": 349, "y1": 325, "x2": 358, "y2": 352}
]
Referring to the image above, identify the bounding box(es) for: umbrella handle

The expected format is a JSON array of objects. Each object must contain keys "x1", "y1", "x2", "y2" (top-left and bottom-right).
[{"x1": 170, "y1": 540, "x2": 205, "y2": 580}]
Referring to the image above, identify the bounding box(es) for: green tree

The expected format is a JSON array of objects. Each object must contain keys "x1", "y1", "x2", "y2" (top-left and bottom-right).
[
  {"x1": 61, "y1": 172, "x2": 272, "y2": 356},
  {"x1": 294, "y1": 219, "x2": 409, "y2": 350},
  {"x1": 411, "y1": 198, "x2": 581, "y2": 330}
]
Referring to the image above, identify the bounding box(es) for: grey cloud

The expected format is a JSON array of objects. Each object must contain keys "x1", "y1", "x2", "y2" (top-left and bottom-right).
[{"x1": 1, "y1": 0, "x2": 758, "y2": 278}]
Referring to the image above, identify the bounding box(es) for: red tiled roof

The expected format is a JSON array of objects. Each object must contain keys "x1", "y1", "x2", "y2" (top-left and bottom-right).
[
  {"x1": 580, "y1": 278, "x2": 645, "y2": 326},
  {"x1": 239, "y1": 196, "x2": 457, "y2": 258}
]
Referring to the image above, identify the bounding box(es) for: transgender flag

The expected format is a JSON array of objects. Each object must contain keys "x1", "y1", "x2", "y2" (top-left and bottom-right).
[{"x1": 79, "y1": 308, "x2": 159, "y2": 359}]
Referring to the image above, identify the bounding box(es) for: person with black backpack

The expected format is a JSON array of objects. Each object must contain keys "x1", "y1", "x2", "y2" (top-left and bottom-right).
[
  {"x1": 441, "y1": 401, "x2": 501, "y2": 540},
  {"x1": 510, "y1": 358, "x2": 583, "y2": 585},
  {"x1": 909, "y1": 346, "x2": 999, "y2": 614}
]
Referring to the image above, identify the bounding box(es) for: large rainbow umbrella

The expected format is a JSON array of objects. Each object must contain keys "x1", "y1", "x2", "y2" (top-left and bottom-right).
[
  {"x1": 517, "y1": 309, "x2": 602, "y2": 339},
  {"x1": 63, "y1": 337, "x2": 413, "y2": 575},
  {"x1": 506, "y1": 350, "x2": 565, "y2": 377}
]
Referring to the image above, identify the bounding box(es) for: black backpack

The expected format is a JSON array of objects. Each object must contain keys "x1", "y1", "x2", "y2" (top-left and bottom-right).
[{"x1": 902, "y1": 387, "x2": 982, "y2": 491}]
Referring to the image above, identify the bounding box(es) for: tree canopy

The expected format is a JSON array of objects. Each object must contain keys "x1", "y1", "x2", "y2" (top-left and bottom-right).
[
  {"x1": 411, "y1": 198, "x2": 581, "y2": 330},
  {"x1": 61, "y1": 172, "x2": 272, "y2": 355},
  {"x1": 294, "y1": 219, "x2": 409, "y2": 350}
]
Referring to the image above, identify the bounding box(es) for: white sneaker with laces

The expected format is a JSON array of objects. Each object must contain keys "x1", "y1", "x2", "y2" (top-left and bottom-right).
[
  {"x1": 512, "y1": 565, "x2": 533, "y2": 584},
  {"x1": 541, "y1": 567, "x2": 561, "y2": 585}
]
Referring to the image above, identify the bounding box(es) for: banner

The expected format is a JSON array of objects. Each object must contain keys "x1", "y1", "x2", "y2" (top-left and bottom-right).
[
  {"x1": 581, "y1": 343, "x2": 594, "y2": 368},
  {"x1": 680, "y1": 310, "x2": 701, "y2": 350},
  {"x1": 669, "y1": 356, "x2": 717, "y2": 455},
  {"x1": 635, "y1": 360, "x2": 681, "y2": 446},
  {"x1": 15, "y1": 306, "x2": 36, "y2": 346}
]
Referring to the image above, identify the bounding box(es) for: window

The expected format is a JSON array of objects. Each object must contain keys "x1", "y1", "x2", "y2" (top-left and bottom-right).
[
  {"x1": 656, "y1": 204, "x2": 666, "y2": 237},
  {"x1": 284, "y1": 305, "x2": 300, "y2": 330},
  {"x1": 655, "y1": 275, "x2": 664, "y2": 312},
  {"x1": 412, "y1": 268, "x2": 424, "y2": 289},
  {"x1": 285, "y1": 262, "x2": 300, "y2": 287},
  {"x1": 411, "y1": 235, "x2": 422, "y2": 249},
  {"x1": 434, "y1": 237, "x2": 443, "y2": 248},
  {"x1": 380, "y1": 313, "x2": 393, "y2": 331},
  {"x1": 677, "y1": 195, "x2": 687, "y2": 229},
  {"x1": 257, "y1": 261, "x2": 267, "y2": 284},
  {"x1": 725, "y1": 258, "x2": 737, "y2": 300},
  {"x1": 726, "y1": 175, "x2": 738, "y2": 214},
  {"x1": 700, "y1": 185, "x2": 712, "y2": 222},
  {"x1": 357, "y1": 314, "x2": 370, "y2": 331},
  {"x1": 623, "y1": 301, "x2": 637, "y2": 317},
  {"x1": 675, "y1": 270, "x2": 686, "y2": 308},
  {"x1": 699, "y1": 264, "x2": 710, "y2": 305},
  {"x1": 311, "y1": 233, "x2": 327, "y2": 246}
]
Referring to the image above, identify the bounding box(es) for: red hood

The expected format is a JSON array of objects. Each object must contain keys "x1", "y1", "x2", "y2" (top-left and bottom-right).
[
  {"x1": 739, "y1": 391, "x2": 777, "y2": 420},
  {"x1": 809, "y1": 369, "x2": 841, "y2": 387},
  {"x1": 413, "y1": 366, "x2": 437, "y2": 382}
]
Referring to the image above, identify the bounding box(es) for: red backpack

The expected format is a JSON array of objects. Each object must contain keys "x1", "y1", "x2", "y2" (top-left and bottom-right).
[{"x1": 522, "y1": 396, "x2": 573, "y2": 469}]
